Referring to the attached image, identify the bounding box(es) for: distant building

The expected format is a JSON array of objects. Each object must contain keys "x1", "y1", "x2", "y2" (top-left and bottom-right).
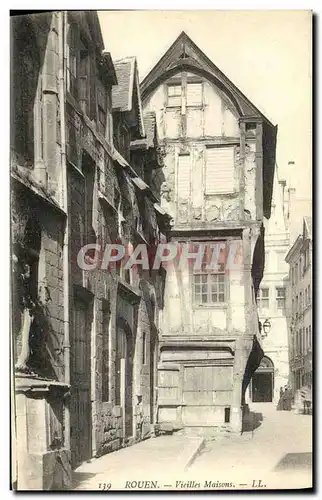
[
  {"x1": 246, "y1": 167, "x2": 289, "y2": 405},
  {"x1": 285, "y1": 216, "x2": 312, "y2": 393}
]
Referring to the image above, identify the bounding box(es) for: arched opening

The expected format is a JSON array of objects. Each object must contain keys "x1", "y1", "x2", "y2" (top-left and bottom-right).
[
  {"x1": 115, "y1": 318, "x2": 134, "y2": 438},
  {"x1": 250, "y1": 356, "x2": 274, "y2": 403}
]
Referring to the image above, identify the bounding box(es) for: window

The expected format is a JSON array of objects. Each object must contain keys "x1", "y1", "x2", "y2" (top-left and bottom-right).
[
  {"x1": 193, "y1": 273, "x2": 225, "y2": 304},
  {"x1": 258, "y1": 288, "x2": 269, "y2": 309},
  {"x1": 186, "y1": 83, "x2": 203, "y2": 106},
  {"x1": 308, "y1": 284, "x2": 311, "y2": 306},
  {"x1": 193, "y1": 244, "x2": 226, "y2": 305},
  {"x1": 295, "y1": 263, "x2": 299, "y2": 283},
  {"x1": 177, "y1": 154, "x2": 191, "y2": 198},
  {"x1": 167, "y1": 84, "x2": 182, "y2": 107},
  {"x1": 300, "y1": 292, "x2": 303, "y2": 314},
  {"x1": 296, "y1": 331, "x2": 300, "y2": 354},
  {"x1": 224, "y1": 407, "x2": 231, "y2": 423},
  {"x1": 305, "y1": 327, "x2": 309, "y2": 354},
  {"x1": 292, "y1": 298, "x2": 294, "y2": 317},
  {"x1": 205, "y1": 146, "x2": 235, "y2": 194},
  {"x1": 296, "y1": 295, "x2": 299, "y2": 317},
  {"x1": 291, "y1": 267, "x2": 295, "y2": 285},
  {"x1": 102, "y1": 300, "x2": 110, "y2": 402},
  {"x1": 79, "y1": 37, "x2": 90, "y2": 114},
  {"x1": 308, "y1": 325, "x2": 312, "y2": 349},
  {"x1": 305, "y1": 288, "x2": 308, "y2": 309},
  {"x1": 142, "y1": 332, "x2": 147, "y2": 365}
]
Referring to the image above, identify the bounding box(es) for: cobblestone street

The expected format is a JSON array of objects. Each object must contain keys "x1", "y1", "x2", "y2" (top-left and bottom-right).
[{"x1": 188, "y1": 403, "x2": 312, "y2": 490}]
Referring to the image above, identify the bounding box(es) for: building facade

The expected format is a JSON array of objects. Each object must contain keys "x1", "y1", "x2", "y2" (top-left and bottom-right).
[
  {"x1": 246, "y1": 167, "x2": 289, "y2": 405},
  {"x1": 11, "y1": 11, "x2": 169, "y2": 490},
  {"x1": 140, "y1": 32, "x2": 277, "y2": 434},
  {"x1": 285, "y1": 216, "x2": 312, "y2": 394}
]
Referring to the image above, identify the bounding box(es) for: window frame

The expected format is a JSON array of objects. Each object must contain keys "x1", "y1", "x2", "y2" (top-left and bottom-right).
[
  {"x1": 166, "y1": 83, "x2": 182, "y2": 108},
  {"x1": 192, "y1": 242, "x2": 227, "y2": 308},
  {"x1": 275, "y1": 286, "x2": 286, "y2": 311},
  {"x1": 258, "y1": 287, "x2": 270, "y2": 309}
]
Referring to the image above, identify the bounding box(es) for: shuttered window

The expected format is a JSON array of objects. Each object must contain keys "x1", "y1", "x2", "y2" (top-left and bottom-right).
[
  {"x1": 177, "y1": 154, "x2": 190, "y2": 198},
  {"x1": 205, "y1": 146, "x2": 235, "y2": 194},
  {"x1": 186, "y1": 83, "x2": 202, "y2": 106}
]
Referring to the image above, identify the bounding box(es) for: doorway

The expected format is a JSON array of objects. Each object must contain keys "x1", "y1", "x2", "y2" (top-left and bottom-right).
[
  {"x1": 116, "y1": 322, "x2": 133, "y2": 438},
  {"x1": 250, "y1": 356, "x2": 274, "y2": 403},
  {"x1": 252, "y1": 372, "x2": 273, "y2": 402},
  {"x1": 70, "y1": 294, "x2": 92, "y2": 468}
]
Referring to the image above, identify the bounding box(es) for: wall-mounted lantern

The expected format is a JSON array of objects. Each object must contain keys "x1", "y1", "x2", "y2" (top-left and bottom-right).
[
  {"x1": 261, "y1": 318, "x2": 271, "y2": 337},
  {"x1": 263, "y1": 318, "x2": 271, "y2": 335}
]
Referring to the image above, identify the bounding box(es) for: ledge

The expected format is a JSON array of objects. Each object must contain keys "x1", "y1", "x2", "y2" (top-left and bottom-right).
[
  {"x1": 14, "y1": 375, "x2": 70, "y2": 395},
  {"x1": 117, "y1": 279, "x2": 141, "y2": 304}
]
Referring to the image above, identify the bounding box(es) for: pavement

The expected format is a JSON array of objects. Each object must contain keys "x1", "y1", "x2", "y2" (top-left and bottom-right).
[
  {"x1": 188, "y1": 402, "x2": 313, "y2": 490},
  {"x1": 72, "y1": 403, "x2": 312, "y2": 491},
  {"x1": 72, "y1": 434, "x2": 204, "y2": 490}
]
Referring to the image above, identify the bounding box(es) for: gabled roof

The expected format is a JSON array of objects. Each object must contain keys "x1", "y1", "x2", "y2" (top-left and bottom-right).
[
  {"x1": 112, "y1": 57, "x2": 145, "y2": 136},
  {"x1": 141, "y1": 31, "x2": 274, "y2": 126},
  {"x1": 130, "y1": 112, "x2": 157, "y2": 150},
  {"x1": 140, "y1": 31, "x2": 277, "y2": 219},
  {"x1": 285, "y1": 234, "x2": 303, "y2": 264}
]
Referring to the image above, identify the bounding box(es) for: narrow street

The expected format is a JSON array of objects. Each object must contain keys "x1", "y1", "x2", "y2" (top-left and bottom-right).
[
  {"x1": 73, "y1": 403, "x2": 312, "y2": 491},
  {"x1": 188, "y1": 402, "x2": 312, "y2": 490}
]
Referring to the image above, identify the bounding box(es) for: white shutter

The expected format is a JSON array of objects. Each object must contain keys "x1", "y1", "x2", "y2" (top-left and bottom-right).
[
  {"x1": 205, "y1": 146, "x2": 235, "y2": 194},
  {"x1": 177, "y1": 154, "x2": 190, "y2": 198},
  {"x1": 186, "y1": 83, "x2": 202, "y2": 106}
]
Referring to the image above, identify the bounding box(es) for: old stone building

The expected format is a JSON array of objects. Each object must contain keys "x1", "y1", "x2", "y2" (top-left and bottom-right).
[
  {"x1": 285, "y1": 216, "x2": 312, "y2": 394},
  {"x1": 11, "y1": 11, "x2": 169, "y2": 490},
  {"x1": 246, "y1": 166, "x2": 290, "y2": 405},
  {"x1": 140, "y1": 32, "x2": 277, "y2": 434}
]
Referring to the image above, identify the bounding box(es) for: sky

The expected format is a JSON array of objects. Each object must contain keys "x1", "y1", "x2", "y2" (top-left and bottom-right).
[{"x1": 98, "y1": 10, "x2": 312, "y2": 201}]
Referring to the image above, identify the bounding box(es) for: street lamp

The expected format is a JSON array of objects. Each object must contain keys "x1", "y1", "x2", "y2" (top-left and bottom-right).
[{"x1": 262, "y1": 318, "x2": 271, "y2": 337}]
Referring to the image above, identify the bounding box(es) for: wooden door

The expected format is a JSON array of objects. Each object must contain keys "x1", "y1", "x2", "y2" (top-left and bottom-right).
[
  {"x1": 70, "y1": 297, "x2": 91, "y2": 468},
  {"x1": 182, "y1": 365, "x2": 232, "y2": 426}
]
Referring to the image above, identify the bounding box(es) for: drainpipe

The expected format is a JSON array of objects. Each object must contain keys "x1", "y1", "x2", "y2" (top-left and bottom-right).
[{"x1": 59, "y1": 10, "x2": 70, "y2": 451}]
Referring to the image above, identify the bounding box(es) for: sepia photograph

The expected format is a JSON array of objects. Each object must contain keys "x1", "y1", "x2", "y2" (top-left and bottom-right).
[{"x1": 9, "y1": 8, "x2": 313, "y2": 491}]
